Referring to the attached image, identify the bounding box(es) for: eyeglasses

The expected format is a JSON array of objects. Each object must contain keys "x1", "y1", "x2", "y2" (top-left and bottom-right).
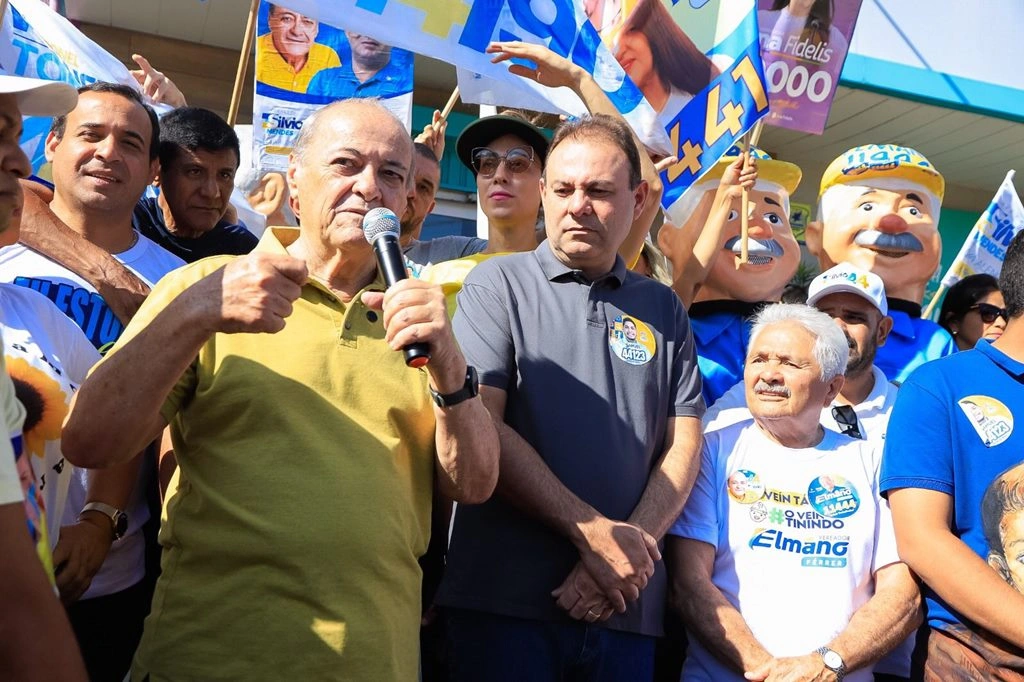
[
  {"x1": 831, "y1": 405, "x2": 863, "y2": 440},
  {"x1": 471, "y1": 147, "x2": 535, "y2": 178},
  {"x1": 970, "y1": 302, "x2": 1008, "y2": 325}
]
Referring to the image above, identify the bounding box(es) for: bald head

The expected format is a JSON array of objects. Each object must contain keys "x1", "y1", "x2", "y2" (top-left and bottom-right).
[{"x1": 292, "y1": 99, "x2": 413, "y2": 187}]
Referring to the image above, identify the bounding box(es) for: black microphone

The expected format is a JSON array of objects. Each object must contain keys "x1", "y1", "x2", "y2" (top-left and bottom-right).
[{"x1": 362, "y1": 207, "x2": 431, "y2": 368}]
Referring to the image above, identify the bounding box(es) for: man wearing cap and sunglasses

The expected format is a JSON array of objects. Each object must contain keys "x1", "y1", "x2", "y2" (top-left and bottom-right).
[{"x1": 0, "y1": 71, "x2": 87, "y2": 681}]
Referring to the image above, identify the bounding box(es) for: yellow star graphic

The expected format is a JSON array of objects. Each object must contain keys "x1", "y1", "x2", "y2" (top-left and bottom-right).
[{"x1": 402, "y1": 0, "x2": 471, "y2": 38}]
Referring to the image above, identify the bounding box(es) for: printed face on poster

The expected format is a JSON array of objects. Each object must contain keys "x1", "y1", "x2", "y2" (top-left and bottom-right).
[
  {"x1": 756, "y1": 0, "x2": 863, "y2": 134},
  {"x1": 253, "y1": 1, "x2": 413, "y2": 173}
]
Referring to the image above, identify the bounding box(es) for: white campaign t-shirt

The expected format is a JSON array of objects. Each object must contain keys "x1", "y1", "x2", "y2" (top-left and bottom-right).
[
  {"x1": 670, "y1": 420, "x2": 899, "y2": 682},
  {"x1": 0, "y1": 349, "x2": 24, "y2": 507},
  {"x1": 0, "y1": 232, "x2": 185, "y2": 598},
  {"x1": 0, "y1": 284, "x2": 100, "y2": 543}
]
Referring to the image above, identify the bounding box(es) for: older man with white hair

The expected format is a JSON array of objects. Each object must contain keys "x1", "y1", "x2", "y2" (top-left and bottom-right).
[{"x1": 667, "y1": 304, "x2": 920, "y2": 682}]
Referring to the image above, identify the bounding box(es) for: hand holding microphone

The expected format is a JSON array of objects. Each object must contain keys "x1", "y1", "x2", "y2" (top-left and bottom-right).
[{"x1": 362, "y1": 207, "x2": 432, "y2": 368}]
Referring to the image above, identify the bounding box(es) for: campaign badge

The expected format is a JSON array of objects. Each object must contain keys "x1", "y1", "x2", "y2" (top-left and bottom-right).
[
  {"x1": 727, "y1": 469, "x2": 764, "y2": 504},
  {"x1": 608, "y1": 314, "x2": 656, "y2": 365},
  {"x1": 958, "y1": 395, "x2": 1013, "y2": 447},
  {"x1": 807, "y1": 475, "x2": 860, "y2": 518},
  {"x1": 749, "y1": 501, "x2": 768, "y2": 522}
]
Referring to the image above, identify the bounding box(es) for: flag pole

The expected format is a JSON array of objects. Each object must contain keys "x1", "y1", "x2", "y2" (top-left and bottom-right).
[
  {"x1": 922, "y1": 284, "x2": 947, "y2": 320},
  {"x1": 0, "y1": 0, "x2": 9, "y2": 26},
  {"x1": 227, "y1": 0, "x2": 260, "y2": 126},
  {"x1": 736, "y1": 119, "x2": 765, "y2": 267},
  {"x1": 440, "y1": 86, "x2": 460, "y2": 122}
]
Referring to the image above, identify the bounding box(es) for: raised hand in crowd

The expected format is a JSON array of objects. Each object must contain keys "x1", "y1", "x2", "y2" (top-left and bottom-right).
[
  {"x1": 668, "y1": 154, "x2": 758, "y2": 306},
  {"x1": 487, "y1": 39, "x2": 663, "y2": 267},
  {"x1": 130, "y1": 53, "x2": 187, "y2": 108},
  {"x1": 414, "y1": 108, "x2": 447, "y2": 161}
]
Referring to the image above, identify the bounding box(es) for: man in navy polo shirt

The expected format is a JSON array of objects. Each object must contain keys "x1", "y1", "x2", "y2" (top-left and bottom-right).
[
  {"x1": 882, "y1": 231, "x2": 1024, "y2": 678},
  {"x1": 437, "y1": 114, "x2": 704, "y2": 680},
  {"x1": 134, "y1": 107, "x2": 257, "y2": 263}
]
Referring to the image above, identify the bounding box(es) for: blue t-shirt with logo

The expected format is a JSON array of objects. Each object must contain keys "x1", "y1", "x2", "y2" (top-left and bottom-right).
[{"x1": 881, "y1": 340, "x2": 1024, "y2": 632}]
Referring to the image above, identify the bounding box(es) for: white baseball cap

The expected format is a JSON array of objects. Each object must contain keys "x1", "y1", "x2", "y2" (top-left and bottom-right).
[
  {"x1": 806, "y1": 263, "x2": 888, "y2": 316},
  {"x1": 0, "y1": 73, "x2": 77, "y2": 117}
]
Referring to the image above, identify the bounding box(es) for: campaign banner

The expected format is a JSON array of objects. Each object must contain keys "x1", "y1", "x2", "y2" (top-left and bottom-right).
[
  {"x1": 0, "y1": 0, "x2": 139, "y2": 175},
  {"x1": 253, "y1": 2, "x2": 414, "y2": 173},
  {"x1": 270, "y1": 0, "x2": 768, "y2": 225},
  {"x1": 940, "y1": 170, "x2": 1024, "y2": 288},
  {"x1": 757, "y1": 0, "x2": 863, "y2": 134}
]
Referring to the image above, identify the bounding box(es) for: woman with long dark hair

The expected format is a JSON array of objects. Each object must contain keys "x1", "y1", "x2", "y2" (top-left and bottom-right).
[
  {"x1": 615, "y1": 0, "x2": 719, "y2": 123},
  {"x1": 940, "y1": 274, "x2": 1007, "y2": 350}
]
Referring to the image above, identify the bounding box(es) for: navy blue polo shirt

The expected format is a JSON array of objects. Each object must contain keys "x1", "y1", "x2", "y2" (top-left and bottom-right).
[{"x1": 438, "y1": 242, "x2": 704, "y2": 637}]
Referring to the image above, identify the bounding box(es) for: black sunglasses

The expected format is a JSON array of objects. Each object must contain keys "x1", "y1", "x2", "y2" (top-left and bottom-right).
[
  {"x1": 831, "y1": 405, "x2": 863, "y2": 440},
  {"x1": 471, "y1": 147, "x2": 535, "y2": 177},
  {"x1": 970, "y1": 302, "x2": 1008, "y2": 325}
]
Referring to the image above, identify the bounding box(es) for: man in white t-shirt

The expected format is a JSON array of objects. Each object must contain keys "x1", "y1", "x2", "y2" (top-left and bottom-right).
[
  {"x1": 0, "y1": 81, "x2": 183, "y2": 681},
  {"x1": 667, "y1": 303, "x2": 919, "y2": 682},
  {"x1": 0, "y1": 71, "x2": 87, "y2": 682},
  {"x1": 705, "y1": 264, "x2": 897, "y2": 449}
]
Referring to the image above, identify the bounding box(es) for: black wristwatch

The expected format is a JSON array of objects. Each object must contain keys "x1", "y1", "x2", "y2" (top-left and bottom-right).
[
  {"x1": 816, "y1": 646, "x2": 846, "y2": 681},
  {"x1": 80, "y1": 502, "x2": 128, "y2": 541},
  {"x1": 429, "y1": 366, "x2": 479, "y2": 408}
]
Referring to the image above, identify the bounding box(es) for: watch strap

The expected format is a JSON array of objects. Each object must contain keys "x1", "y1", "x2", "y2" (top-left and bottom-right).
[
  {"x1": 429, "y1": 366, "x2": 479, "y2": 408},
  {"x1": 815, "y1": 646, "x2": 846, "y2": 680},
  {"x1": 80, "y1": 502, "x2": 127, "y2": 540}
]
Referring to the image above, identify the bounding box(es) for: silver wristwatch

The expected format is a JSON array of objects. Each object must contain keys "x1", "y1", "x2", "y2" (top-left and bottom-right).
[
  {"x1": 80, "y1": 502, "x2": 128, "y2": 540},
  {"x1": 815, "y1": 646, "x2": 846, "y2": 681}
]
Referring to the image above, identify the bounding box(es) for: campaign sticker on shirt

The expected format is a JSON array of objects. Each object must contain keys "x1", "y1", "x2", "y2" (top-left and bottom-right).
[
  {"x1": 608, "y1": 315, "x2": 656, "y2": 366},
  {"x1": 727, "y1": 469, "x2": 764, "y2": 504},
  {"x1": 958, "y1": 395, "x2": 1013, "y2": 447},
  {"x1": 749, "y1": 501, "x2": 768, "y2": 522},
  {"x1": 807, "y1": 475, "x2": 860, "y2": 518}
]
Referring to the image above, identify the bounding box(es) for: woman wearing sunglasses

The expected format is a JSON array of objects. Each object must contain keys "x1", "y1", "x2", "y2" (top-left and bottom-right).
[{"x1": 939, "y1": 273, "x2": 1008, "y2": 350}]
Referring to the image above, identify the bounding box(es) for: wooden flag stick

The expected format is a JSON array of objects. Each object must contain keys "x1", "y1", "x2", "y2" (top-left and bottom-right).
[
  {"x1": 440, "y1": 86, "x2": 460, "y2": 121},
  {"x1": 0, "y1": 0, "x2": 9, "y2": 26},
  {"x1": 737, "y1": 119, "x2": 766, "y2": 267},
  {"x1": 922, "y1": 283, "x2": 947, "y2": 321},
  {"x1": 227, "y1": 0, "x2": 260, "y2": 126}
]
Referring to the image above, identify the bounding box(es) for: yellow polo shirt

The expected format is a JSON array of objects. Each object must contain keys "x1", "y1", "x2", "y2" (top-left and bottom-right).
[
  {"x1": 256, "y1": 33, "x2": 341, "y2": 92},
  {"x1": 123, "y1": 228, "x2": 435, "y2": 682}
]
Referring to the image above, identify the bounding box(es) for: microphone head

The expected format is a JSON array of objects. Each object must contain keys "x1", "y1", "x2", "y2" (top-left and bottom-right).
[{"x1": 362, "y1": 207, "x2": 401, "y2": 245}]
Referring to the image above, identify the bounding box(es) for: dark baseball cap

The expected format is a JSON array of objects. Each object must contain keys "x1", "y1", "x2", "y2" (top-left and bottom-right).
[{"x1": 456, "y1": 114, "x2": 549, "y2": 175}]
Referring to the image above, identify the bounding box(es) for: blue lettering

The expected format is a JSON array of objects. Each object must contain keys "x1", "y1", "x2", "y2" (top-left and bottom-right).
[
  {"x1": 11, "y1": 38, "x2": 39, "y2": 74},
  {"x1": 97, "y1": 309, "x2": 122, "y2": 347},
  {"x1": 507, "y1": 0, "x2": 576, "y2": 57},
  {"x1": 68, "y1": 287, "x2": 90, "y2": 330},
  {"x1": 53, "y1": 283, "x2": 72, "y2": 314}
]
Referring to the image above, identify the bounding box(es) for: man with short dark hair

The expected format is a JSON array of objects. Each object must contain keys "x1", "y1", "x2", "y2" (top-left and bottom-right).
[
  {"x1": 307, "y1": 32, "x2": 412, "y2": 101},
  {"x1": 437, "y1": 114, "x2": 704, "y2": 680},
  {"x1": 882, "y1": 232, "x2": 1024, "y2": 678},
  {"x1": 134, "y1": 106, "x2": 257, "y2": 262},
  {"x1": 401, "y1": 142, "x2": 486, "y2": 274}
]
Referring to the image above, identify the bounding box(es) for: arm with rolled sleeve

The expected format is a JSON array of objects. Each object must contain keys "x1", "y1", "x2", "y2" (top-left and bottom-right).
[{"x1": 667, "y1": 437, "x2": 774, "y2": 674}]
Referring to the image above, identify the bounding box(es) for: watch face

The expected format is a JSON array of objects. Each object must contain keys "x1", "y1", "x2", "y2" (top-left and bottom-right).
[
  {"x1": 823, "y1": 650, "x2": 843, "y2": 669},
  {"x1": 113, "y1": 512, "x2": 129, "y2": 538}
]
